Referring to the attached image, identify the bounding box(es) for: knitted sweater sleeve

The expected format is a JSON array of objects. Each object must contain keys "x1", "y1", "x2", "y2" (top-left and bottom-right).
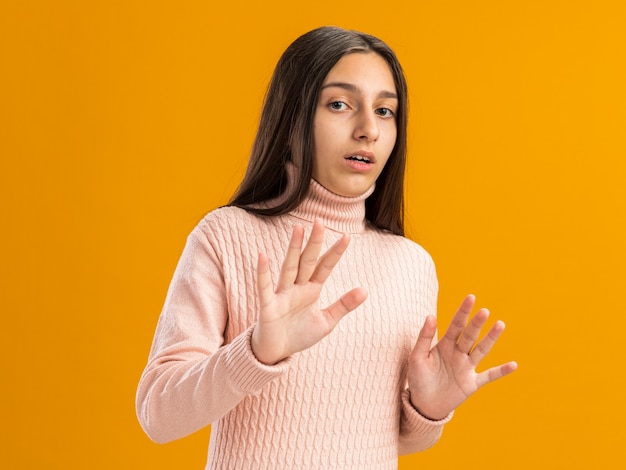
[
  {"x1": 135, "y1": 224, "x2": 291, "y2": 444},
  {"x1": 398, "y1": 390, "x2": 454, "y2": 453}
]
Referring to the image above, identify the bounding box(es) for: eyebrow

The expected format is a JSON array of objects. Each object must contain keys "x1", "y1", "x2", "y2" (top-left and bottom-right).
[{"x1": 321, "y1": 82, "x2": 398, "y2": 100}]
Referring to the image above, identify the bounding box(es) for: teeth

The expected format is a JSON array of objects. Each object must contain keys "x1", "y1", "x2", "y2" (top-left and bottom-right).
[{"x1": 350, "y1": 155, "x2": 370, "y2": 163}]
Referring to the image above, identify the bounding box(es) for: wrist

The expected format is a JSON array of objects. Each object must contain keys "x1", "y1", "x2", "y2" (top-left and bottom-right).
[
  {"x1": 250, "y1": 326, "x2": 284, "y2": 365},
  {"x1": 408, "y1": 392, "x2": 451, "y2": 421}
]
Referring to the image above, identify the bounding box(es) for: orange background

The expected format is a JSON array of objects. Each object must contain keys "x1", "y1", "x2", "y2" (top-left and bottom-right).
[{"x1": 2, "y1": 1, "x2": 625, "y2": 468}]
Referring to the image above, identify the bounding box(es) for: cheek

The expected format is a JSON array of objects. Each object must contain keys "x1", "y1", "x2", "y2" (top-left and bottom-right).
[
  {"x1": 313, "y1": 123, "x2": 336, "y2": 155},
  {"x1": 312, "y1": 123, "x2": 331, "y2": 171},
  {"x1": 383, "y1": 125, "x2": 398, "y2": 152}
]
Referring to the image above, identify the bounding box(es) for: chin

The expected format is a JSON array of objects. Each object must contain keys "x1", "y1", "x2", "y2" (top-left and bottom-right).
[
  {"x1": 318, "y1": 175, "x2": 374, "y2": 198},
  {"x1": 334, "y1": 186, "x2": 370, "y2": 198}
]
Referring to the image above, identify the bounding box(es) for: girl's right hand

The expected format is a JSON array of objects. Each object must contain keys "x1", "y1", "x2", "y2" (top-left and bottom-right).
[{"x1": 251, "y1": 219, "x2": 367, "y2": 365}]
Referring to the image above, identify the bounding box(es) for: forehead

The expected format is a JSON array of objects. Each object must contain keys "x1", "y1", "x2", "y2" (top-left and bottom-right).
[{"x1": 322, "y1": 52, "x2": 397, "y2": 95}]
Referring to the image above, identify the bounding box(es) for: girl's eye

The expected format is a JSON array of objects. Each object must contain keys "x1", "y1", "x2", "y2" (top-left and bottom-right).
[
  {"x1": 375, "y1": 107, "x2": 394, "y2": 118},
  {"x1": 329, "y1": 101, "x2": 347, "y2": 111}
]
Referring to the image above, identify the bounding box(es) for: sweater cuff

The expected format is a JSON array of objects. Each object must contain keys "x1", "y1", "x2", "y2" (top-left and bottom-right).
[
  {"x1": 223, "y1": 326, "x2": 292, "y2": 394},
  {"x1": 401, "y1": 389, "x2": 454, "y2": 428}
]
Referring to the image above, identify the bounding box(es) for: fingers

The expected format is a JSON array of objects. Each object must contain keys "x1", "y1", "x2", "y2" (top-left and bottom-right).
[
  {"x1": 469, "y1": 320, "x2": 505, "y2": 364},
  {"x1": 256, "y1": 252, "x2": 273, "y2": 309},
  {"x1": 448, "y1": 298, "x2": 516, "y2": 382},
  {"x1": 277, "y1": 220, "x2": 350, "y2": 291},
  {"x1": 476, "y1": 361, "x2": 518, "y2": 388},
  {"x1": 309, "y1": 233, "x2": 350, "y2": 284},
  {"x1": 276, "y1": 224, "x2": 305, "y2": 291},
  {"x1": 323, "y1": 287, "x2": 368, "y2": 323},
  {"x1": 295, "y1": 220, "x2": 325, "y2": 284},
  {"x1": 441, "y1": 294, "x2": 475, "y2": 345},
  {"x1": 411, "y1": 315, "x2": 438, "y2": 358},
  {"x1": 443, "y1": 295, "x2": 511, "y2": 359},
  {"x1": 455, "y1": 308, "x2": 490, "y2": 354}
]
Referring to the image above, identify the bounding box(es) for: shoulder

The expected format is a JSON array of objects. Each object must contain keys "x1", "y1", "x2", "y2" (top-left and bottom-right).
[
  {"x1": 203, "y1": 205, "x2": 259, "y2": 223},
  {"x1": 172, "y1": 206, "x2": 245, "y2": 247},
  {"x1": 365, "y1": 227, "x2": 436, "y2": 267},
  {"x1": 193, "y1": 206, "x2": 289, "y2": 245},
  {"x1": 394, "y1": 235, "x2": 437, "y2": 276},
  {"x1": 191, "y1": 206, "x2": 251, "y2": 239},
  {"x1": 402, "y1": 236, "x2": 435, "y2": 266}
]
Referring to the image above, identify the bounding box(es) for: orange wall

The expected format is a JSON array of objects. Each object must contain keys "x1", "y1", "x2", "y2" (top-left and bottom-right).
[{"x1": 2, "y1": 1, "x2": 625, "y2": 468}]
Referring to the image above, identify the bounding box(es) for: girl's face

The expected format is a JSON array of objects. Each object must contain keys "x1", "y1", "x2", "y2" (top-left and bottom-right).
[{"x1": 312, "y1": 52, "x2": 398, "y2": 198}]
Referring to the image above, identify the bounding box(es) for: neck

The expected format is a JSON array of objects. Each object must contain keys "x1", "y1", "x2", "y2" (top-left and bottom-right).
[
  {"x1": 292, "y1": 178, "x2": 374, "y2": 234},
  {"x1": 257, "y1": 162, "x2": 374, "y2": 234},
  {"x1": 287, "y1": 163, "x2": 374, "y2": 234}
]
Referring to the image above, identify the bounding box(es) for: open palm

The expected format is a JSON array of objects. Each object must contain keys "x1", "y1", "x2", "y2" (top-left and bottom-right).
[
  {"x1": 251, "y1": 220, "x2": 367, "y2": 365},
  {"x1": 407, "y1": 295, "x2": 517, "y2": 420}
]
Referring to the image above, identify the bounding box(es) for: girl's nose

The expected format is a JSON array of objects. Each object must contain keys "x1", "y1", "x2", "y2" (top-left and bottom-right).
[{"x1": 353, "y1": 111, "x2": 380, "y2": 142}]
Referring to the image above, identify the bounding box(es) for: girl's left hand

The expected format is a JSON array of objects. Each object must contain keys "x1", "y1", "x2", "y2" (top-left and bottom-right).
[{"x1": 407, "y1": 294, "x2": 518, "y2": 420}]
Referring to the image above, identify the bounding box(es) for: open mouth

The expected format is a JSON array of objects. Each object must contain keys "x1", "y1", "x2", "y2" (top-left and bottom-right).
[{"x1": 346, "y1": 155, "x2": 372, "y2": 164}]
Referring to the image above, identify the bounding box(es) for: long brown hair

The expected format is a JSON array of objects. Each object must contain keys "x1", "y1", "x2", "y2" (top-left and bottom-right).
[{"x1": 229, "y1": 26, "x2": 408, "y2": 236}]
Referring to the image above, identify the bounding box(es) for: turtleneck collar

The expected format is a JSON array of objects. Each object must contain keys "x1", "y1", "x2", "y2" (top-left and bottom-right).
[
  {"x1": 291, "y1": 177, "x2": 373, "y2": 234},
  {"x1": 284, "y1": 162, "x2": 375, "y2": 234}
]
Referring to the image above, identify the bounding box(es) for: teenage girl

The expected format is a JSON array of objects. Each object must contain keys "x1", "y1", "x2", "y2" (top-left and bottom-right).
[{"x1": 136, "y1": 26, "x2": 517, "y2": 469}]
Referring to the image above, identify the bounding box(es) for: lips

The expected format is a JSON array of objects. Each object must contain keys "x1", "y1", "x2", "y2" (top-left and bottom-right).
[{"x1": 345, "y1": 151, "x2": 376, "y2": 164}]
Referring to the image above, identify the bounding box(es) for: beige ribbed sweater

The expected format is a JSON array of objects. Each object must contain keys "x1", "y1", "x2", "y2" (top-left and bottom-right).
[{"x1": 136, "y1": 174, "x2": 451, "y2": 469}]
